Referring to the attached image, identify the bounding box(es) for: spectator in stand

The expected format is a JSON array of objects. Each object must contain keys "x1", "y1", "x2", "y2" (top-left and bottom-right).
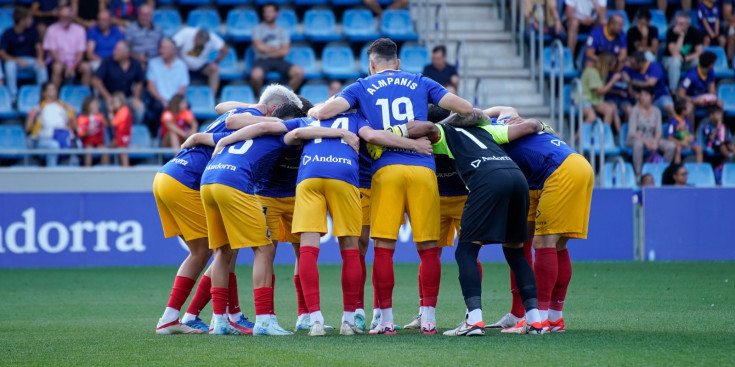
[
  {"x1": 31, "y1": 0, "x2": 61, "y2": 37},
  {"x1": 662, "y1": 162, "x2": 688, "y2": 186},
  {"x1": 77, "y1": 95, "x2": 109, "y2": 167},
  {"x1": 606, "y1": 68, "x2": 631, "y2": 122},
  {"x1": 579, "y1": 53, "x2": 621, "y2": 133},
  {"x1": 146, "y1": 38, "x2": 189, "y2": 136},
  {"x1": 698, "y1": 0, "x2": 726, "y2": 47},
  {"x1": 109, "y1": 0, "x2": 154, "y2": 29},
  {"x1": 668, "y1": 99, "x2": 704, "y2": 164},
  {"x1": 125, "y1": 4, "x2": 163, "y2": 68},
  {"x1": 24, "y1": 82, "x2": 76, "y2": 167},
  {"x1": 422, "y1": 45, "x2": 459, "y2": 91},
  {"x1": 0, "y1": 7, "x2": 48, "y2": 101},
  {"x1": 172, "y1": 27, "x2": 227, "y2": 94},
  {"x1": 159, "y1": 94, "x2": 197, "y2": 148},
  {"x1": 250, "y1": 2, "x2": 304, "y2": 94},
  {"x1": 663, "y1": 12, "x2": 703, "y2": 93},
  {"x1": 626, "y1": 52, "x2": 675, "y2": 120},
  {"x1": 703, "y1": 105, "x2": 735, "y2": 159},
  {"x1": 627, "y1": 9, "x2": 659, "y2": 62},
  {"x1": 723, "y1": 0, "x2": 735, "y2": 61},
  {"x1": 564, "y1": 0, "x2": 606, "y2": 53},
  {"x1": 524, "y1": 0, "x2": 565, "y2": 42},
  {"x1": 328, "y1": 80, "x2": 343, "y2": 97},
  {"x1": 71, "y1": 0, "x2": 101, "y2": 29},
  {"x1": 640, "y1": 173, "x2": 655, "y2": 187},
  {"x1": 43, "y1": 5, "x2": 91, "y2": 87},
  {"x1": 364, "y1": 0, "x2": 408, "y2": 17},
  {"x1": 92, "y1": 40, "x2": 145, "y2": 124},
  {"x1": 677, "y1": 51, "x2": 721, "y2": 120},
  {"x1": 614, "y1": 0, "x2": 692, "y2": 13},
  {"x1": 86, "y1": 10, "x2": 125, "y2": 71},
  {"x1": 626, "y1": 87, "x2": 677, "y2": 180},
  {"x1": 585, "y1": 13, "x2": 627, "y2": 67},
  {"x1": 109, "y1": 91, "x2": 132, "y2": 167}
]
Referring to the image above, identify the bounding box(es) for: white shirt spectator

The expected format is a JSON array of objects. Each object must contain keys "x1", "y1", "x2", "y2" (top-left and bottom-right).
[
  {"x1": 565, "y1": 0, "x2": 606, "y2": 21},
  {"x1": 38, "y1": 102, "x2": 70, "y2": 139},
  {"x1": 172, "y1": 27, "x2": 225, "y2": 71}
]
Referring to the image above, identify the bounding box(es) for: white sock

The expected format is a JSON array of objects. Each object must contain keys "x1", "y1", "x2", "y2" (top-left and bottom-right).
[
  {"x1": 161, "y1": 307, "x2": 180, "y2": 323},
  {"x1": 310, "y1": 310, "x2": 324, "y2": 325},
  {"x1": 418, "y1": 306, "x2": 425, "y2": 317},
  {"x1": 525, "y1": 308, "x2": 541, "y2": 324},
  {"x1": 372, "y1": 308, "x2": 381, "y2": 319},
  {"x1": 421, "y1": 306, "x2": 436, "y2": 323},
  {"x1": 342, "y1": 311, "x2": 355, "y2": 324},
  {"x1": 255, "y1": 314, "x2": 269, "y2": 324},
  {"x1": 228, "y1": 311, "x2": 243, "y2": 323},
  {"x1": 181, "y1": 312, "x2": 197, "y2": 323},
  {"x1": 548, "y1": 310, "x2": 563, "y2": 322},
  {"x1": 467, "y1": 308, "x2": 483, "y2": 325},
  {"x1": 356, "y1": 308, "x2": 366, "y2": 317},
  {"x1": 380, "y1": 308, "x2": 393, "y2": 324},
  {"x1": 539, "y1": 309, "x2": 549, "y2": 321},
  {"x1": 212, "y1": 313, "x2": 227, "y2": 325}
]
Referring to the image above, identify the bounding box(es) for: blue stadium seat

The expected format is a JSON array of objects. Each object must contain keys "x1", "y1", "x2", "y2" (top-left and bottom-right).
[
  {"x1": 685, "y1": 163, "x2": 716, "y2": 187},
  {"x1": 580, "y1": 120, "x2": 620, "y2": 156},
  {"x1": 380, "y1": 10, "x2": 418, "y2": 41},
  {"x1": 157, "y1": 0, "x2": 174, "y2": 5},
  {"x1": 624, "y1": 0, "x2": 653, "y2": 4},
  {"x1": 178, "y1": 0, "x2": 212, "y2": 6},
  {"x1": 225, "y1": 9, "x2": 258, "y2": 42},
  {"x1": 642, "y1": 162, "x2": 667, "y2": 186},
  {"x1": 343, "y1": 9, "x2": 380, "y2": 42},
  {"x1": 293, "y1": 0, "x2": 327, "y2": 4},
  {"x1": 649, "y1": 9, "x2": 668, "y2": 41},
  {"x1": 603, "y1": 161, "x2": 637, "y2": 188},
  {"x1": 543, "y1": 46, "x2": 578, "y2": 79},
  {"x1": 703, "y1": 47, "x2": 734, "y2": 79},
  {"x1": 255, "y1": 0, "x2": 288, "y2": 4},
  {"x1": 243, "y1": 47, "x2": 282, "y2": 80},
  {"x1": 217, "y1": 0, "x2": 251, "y2": 5},
  {"x1": 0, "y1": 86, "x2": 17, "y2": 118},
  {"x1": 304, "y1": 9, "x2": 341, "y2": 42},
  {"x1": 129, "y1": 125, "x2": 154, "y2": 159},
  {"x1": 209, "y1": 47, "x2": 241, "y2": 80},
  {"x1": 0, "y1": 8, "x2": 12, "y2": 34},
  {"x1": 286, "y1": 46, "x2": 321, "y2": 79},
  {"x1": 186, "y1": 86, "x2": 218, "y2": 119},
  {"x1": 153, "y1": 9, "x2": 182, "y2": 38},
  {"x1": 322, "y1": 46, "x2": 360, "y2": 79},
  {"x1": 399, "y1": 45, "x2": 429, "y2": 74},
  {"x1": 0, "y1": 125, "x2": 27, "y2": 159},
  {"x1": 360, "y1": 44, "x2": 370, "y2": 75},
  {"x1": 661, "y1": 122, "x2": 669, "y2": 138},
  {"x1": 721, "y1": 163, "x2": 735, "y2": 187},
  {"x1": 717, "y1": 84, "x2": 735, "y2": 116},
  {"x1": 300, "y1": 84, "x2": 330, "y2": 104},
  {"x1": 619, "y1": 123, "x2": 632, "y2": 156},
  {"x1": 277, "y1": 9, "x2": 303, "y2": 42},
  {"x1": 332, "y1": 0, "x2": 362, "y2": 5},
  {"x1": 606, "y1": 10, "x2": 630, "y2": 32},
  {"x1": 59, "y1": 86, "x2": 91, "y2": 115},
  {"x1": 17, "y1": 85, "x2": 40, "y2": 116},
  {"x1": 187, "y1": 9, "x2": 221, "y2": 34},
  {"x1": 220, "y1": 85, "x2": 256, "y2": 103}
]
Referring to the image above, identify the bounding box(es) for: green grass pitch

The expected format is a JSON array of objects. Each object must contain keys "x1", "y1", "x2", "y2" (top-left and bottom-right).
[{"x1": 1, "y1": 261, "x2": 733, "y2": 366}]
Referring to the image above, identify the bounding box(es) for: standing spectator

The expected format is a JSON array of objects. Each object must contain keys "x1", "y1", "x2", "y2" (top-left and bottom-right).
[
  {"x1": 77, "y1": 95, "x2": 109, "y2": 167},
  {"x1": 662, "y1": 163, "x2": 688, "y2": 186},
  {"x1": 668, "y1": 99, "x2": 704, "y2": 164},
  {"x1": 626, "y1": 52, "x2": 675, "y2": 120},
  {"x1": 250, "y1": 2, "x2": 304, "y2": 94},
  {"x1": 698, "y1": 0, "x2": 726, "y2": 47},
  {"x1": 564, "y1": 0, "x2": 606, "y2": 53},
  {"x1": 109, "y1": 91, "x2": 131, "y2": 167},
  {"x1": 585, "y1": 13, "x2": 627, "y2": 67},
  {"x1": 525, "y1": 0, "x2": 565, "y2": 42},
  {"x1": 146, "y1": 38, "x2": 189, "y2": 136},
  {"x1": 24, "y1": 82, "x2": 76, "y2": 167},
  {"x1": 422, "y1": 45, "x2": 459, "y2": 90},
  {"x1": 43, "y1": 5, "x2": 92, "y2": 87},
  {"x1": 125, "y1": 4, "x2": 163, "y2": 68},
  {"x1": 71, "y1": 0, "x2": 101, "y2": 29},
  {"x1": 677, "y1": 51, "x2": 720, "y2": 119},
  {"x1": 92, "y1": 40, "x2": 145, "y2": 124},
  {"x1": 159, "y1": 94, "x2": 197, "y2": 148},
  {"x1": 663, "y1": 13, "x2": 703, "y2": 93},
  {"x1": 172, "y1": 27, "x2": 227, "y2": 94},
  {"x1": 328, "y1": 80, "x2": 343, "y2": 97},
  {"x1": 0, "y1": 7, "x2": 48, "y2": 101},
  {"x1": 31, "y1": 0, "x2": 61, "y2": 38},
  {"x1": 86, "y1": 10, "x2": 125, "y2": 70},
  {"x1": 109, "y1": 0, "x2": 154, "y2": 29},
  {"x1": 627, "y1": 9, "x2": 659, "y2": 62},
  {"x1": 363, "y1": 0, "x2": 408, "y2": 18},
  {"x1": 626, "y1": 87, "x2": 677, "y2": 180},
  {"x1": 579, "y1": 53, "x2": 621, "y2": 132}
]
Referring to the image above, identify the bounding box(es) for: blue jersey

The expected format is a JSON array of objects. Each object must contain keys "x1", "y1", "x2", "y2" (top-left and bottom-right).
[
  {"x1": 698, "y1": 1, "x2": 720, "y2": 32},
  {"x1": 295, "y1": 113, "x2": 369, "y2": 187},
  {"x1": 624, "y1": 61, "x2": 670, "y2": 101},
  {"x1": 358, "y1": 142, "x2": 373, "y2": 189},
  {"x1": 157, "y1": 108, "x2": 255, "y2": 190},
  {"x1": 257, "y1": 144, "x2": 301, "y2": 198},
  {"x1": 680, "y1": 66, "x2": 715, "y2": 97},
  {"x1": 586, "y1": 26, "x2": 627, "y2": 56},
  {"x1": 435, "y1": 154, "x2": 468, "y2": 196},
  {"x1": 339, "y1": 69, "x2": 448, "y2": 173}
]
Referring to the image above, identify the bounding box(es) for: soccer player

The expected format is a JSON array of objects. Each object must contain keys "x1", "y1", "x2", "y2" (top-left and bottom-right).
[{"x1": 310, "y1": 37, "x2": 474, "y2": 335}]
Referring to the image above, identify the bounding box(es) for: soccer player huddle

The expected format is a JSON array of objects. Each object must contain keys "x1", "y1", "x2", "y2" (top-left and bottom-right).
[{"x1": 152, "y1": 38, "x2": 594, "y2": 337}]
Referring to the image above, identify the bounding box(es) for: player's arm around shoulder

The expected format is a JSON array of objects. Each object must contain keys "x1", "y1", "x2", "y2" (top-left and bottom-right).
[
  {"x1": 437, "y1": 92, "x2": 474, "y2": 115},
  {"x1": 502, "y1": 116, "x2": 544, "y2": 142},
  {"x1": 212, "y1": 122, "x2": 289, "y2": 156},
  {"x1": 181, "y1": 132, "x2": 216, "y2": 149},
  {"x1": 309, "y1": 97, "x2": 351, "y2": 121},
  {"x1": 287, "y1": 125, "x2": 360, "y2": 152},
  {"x1": 224, "y1": 108, "x2": 280, "y2": 130},
  {"x1": 358, "y1": 125, "x2": 433, "y2": 155}
]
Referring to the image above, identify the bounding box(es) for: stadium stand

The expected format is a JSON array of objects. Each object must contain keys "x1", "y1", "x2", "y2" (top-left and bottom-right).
[
  {"x1": 219, "y1": 85, "x2": 256, "y2": 104},
  {"x1": 603, "y1": 161, "x2": 637, "y2": 188},
  {"x1": 360, "y1": 43, "x2": 371, "y2": 75},
  {"x1": 580, "y1": 120, "x2": 620, "y2": 156},
  {"x1": 186, "y1": 86, "x2": 219, "y2": 119},
  {"x1": 342, "y1": 9, "x2": 380, "y2": 42},
  {"x1": 685, "y1": 163, "x2": 716, "y2": 187},
  {"x1": 0, "y1": 125, "x2": 26, "y2": 160},
  {"x1": 17, "y1": 85, "x2": 40, "y2": 116},
  {"x1": 59, "y1": 86, "x2": 91, "y2": 115},
  {"x1": 225, "y1": 9, "x2": 259, "y2": 42},
  {"x1": 322, "y1": 45, "x2": 361, "y2": 79},
  {"x1": 153, "y1": 9, "x2": 182, "y2": 38},
  {"x1": 210, "y1": 47, "x2": 242, "y2": 80},
  {"x1": 543, "y1": 46, "x2": 577, "y2": 79},
  {"x1": 718, "y1": 84, "x2": 735, "y2": 116},
  {"x1": 129, "y1": 125, "x2": 154, "y2": 159},
  {"x1": 277, "y1": 8, "x2": 303, "y2": 42},
  {"x1": 0, "y1": 86, "x2": 17, "y2": 119},
  {"x1": 179, "y1": 0, "x2": 214, "y2": 6},
  {"x1": 606, "y1": 10, "x2": 630, "y2": 32},
  {"x1": 399, "y1": 45, "x2": 429, "y2": 74},
  {"x1": 300, "y1": 83, "x2": 330, "y2": 104},
  {"x1": 187, "y1": 8, "x2": 222, "y2": 34},
  {"x1": 704, "y1": 47, "x2": 735, "y2": 79},
  {"x1": 642, "y1": 163, "x2": 667, "y2": 186},
  {"x1": 304, "y1": 9, "x2": 341, "y2": 42},
  {"x1": 286, "y1": 46, "x2": 321, "y2": 79},
  {"x1": 722, "y1": 163, "x2": 735, "y2": 187},
  {"x1": 0, "y1": 8, "x2": 12, "y2": 33},
  {"x1": 380, "y1": 9, "x2": 418, "y2": 41}
]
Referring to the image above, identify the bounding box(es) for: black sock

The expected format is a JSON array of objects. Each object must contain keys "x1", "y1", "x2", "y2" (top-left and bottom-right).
[
  {"x1": 503, "y1": 246, "x2": 539, "y2": 311},
  {"x1": 456, "y1": 241, "x2": 482, "y2": 311}
]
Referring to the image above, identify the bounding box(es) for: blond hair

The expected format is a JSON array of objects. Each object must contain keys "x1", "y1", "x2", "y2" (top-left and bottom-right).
[{"x1": 258, "y1": 84, "x2": 302, "y2": 110}]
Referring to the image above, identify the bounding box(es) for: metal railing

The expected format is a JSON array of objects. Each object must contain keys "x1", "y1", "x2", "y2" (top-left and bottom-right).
[
  {"x1": 587, "y1": 119, "x2": 608, "y2": 187},
  {"x1": 528, "y1": 3, "x2": 544, "y2": 94},
  {"x1": 0, "y1": 147, "x2": 180, "y2": 167},
  {"x1": 610, "y1": 156, "x2": 628, "y2": 187},
  {"x1": 413, "y1": 0, "x2": 447, "y2": 51},
  {"x1": 567, "y1": 77, "x2": 582, "y2": 152},
  {"x1": 548, "y1": 39, "x2": 564, "y2": 134}
]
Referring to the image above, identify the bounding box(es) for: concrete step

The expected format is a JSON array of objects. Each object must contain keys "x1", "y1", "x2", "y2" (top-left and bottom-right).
[
  {"x1": 463, "y1": 68, "x2": 531, "y2": 78},
  {"x1": 446, "y1": 20, "x2": 504, "y2": 32},
  {"x1": 444, "y1": 6, "x2": 498, "y2": 21},
  {"x1": 447, "y1": 31, "x2": 511, "y2": 42},
  {"x1": 465, "y1": 56, "x2": 524, "y2": 69},
  {"x1": 479, "y1": 78, "x2": 538, "y2": 94},
  {"x1": 478, "y1": 93, "x2": 545, "y2": 106},
  {"x1": 420, "y1": 0, "x2": 496, "y2": 5}
]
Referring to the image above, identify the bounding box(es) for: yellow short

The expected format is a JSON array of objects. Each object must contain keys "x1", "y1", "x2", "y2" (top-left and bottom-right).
[
  {"x1": 528, "y1": 153, "x2": 594, "y2": 239},
  {"x1": 200, "y1": 184, "x2": 271, "y2": 249},
  {"x1": 257, "y1": 195, "x2": 300, "y2": 244},
  {"x1": 152, "y1": 172, "x2": 208, "y2": 241},
  {"x1": 438, "y1": 195, "x2": 467, "y2": 247},
  {"x1": 370, "y1": 165, "x2": 440, "y2": 242},
  {"x1": 360, "y1": 188, "x2": 371, "y2": 226},
  {"x1": 292, "y1": 178, "x2": 362, "y2": 237}
]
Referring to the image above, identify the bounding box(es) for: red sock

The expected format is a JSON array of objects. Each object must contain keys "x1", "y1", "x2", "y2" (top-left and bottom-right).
[
  {"x1": 228, "y1": 272, "x2": 240, "y2": 315},
  {"x1": 341, "y1": 249, "x2": 361, "y2": 312},
  {"x1": 417, "y1": 262, "x2": 424, "y2": 307},
  {"x1": 298, "y1": 246, "x2": 321, "y2": 313},
  {"x1": 167, "y1": 276, "x2": 196, "y2": 311},
  {"x1": 211, "y1": 287, "x2": 229, "y2": 316},
  {"x1": 294, "y1": 275, "x2": 308, "y2": 315},
  {"x1": 253, "y1": 287, "x2": 273, "y2": 316},
  {"x1": 477, "y1": 261, "x2": 483, "y2": 282},
  {"x1": 510, "y1": 241, "x2": 534, "y2": 317},
  {"x1": 534, "y1": 248, "x2": 559, "y2": 312},
  {"x1": 357, "y1": 254, "x2": 366, "y2": 309},
  {"x1": 418, "y1": 247, "x2": 440, "y2": 308},
  {"x1": 373, "y1": 247, "x2": 395, "y2": 309},
  {"x1": 372, "y1": 264, "x2": 379, "y2": 309},
  {"x1": 270, "y1": 273, "x2": 276, "y2": 315},
  {"x1": 550, "y1": 249, "x2": 572, "y2": 311},
  {"x1": 186, "y1": 275, "x2": 212, "y2": 315}
]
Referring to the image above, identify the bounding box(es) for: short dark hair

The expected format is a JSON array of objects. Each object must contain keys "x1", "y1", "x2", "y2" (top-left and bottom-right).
[
  {"x1": 674, "y1": 98, "x2": 688, "y2": 115},
  {"x1": 367, "y1": 38, "x2": 398, "y2": 63},
  {"x1": 631, "y1": 51, "x2": 647, "y2": 63},
  {"x1": 432, "y1": 45, "x2": 447, "y2": 56},
  {"x1": 261, "y1": 2, "x2": 279, "y2": 14},
  {"x1": 700, "y1": 51, "x2": 717, "y2": 69},
  {"x1": 297, "y1": 95, "x2": 314, "y2": 115},
  {"x1": 662, "y1": 163, "x2": 684, "y2": 186},
  {"x1": 635, "y1": 86, "x2": 655, "y2": 96},
  {"x1": 13, "y1": 7, "x2": 30, "y2": 24},
  {"x1": 635, "y1": 8, "x2": 651, "y2": 21},
  {"x1": 427, "y1": 104, "x2": 450, "y2": 123},
  {"x1": 272, "y1": 102, "x2": 305, "y2": 120},
  {"x1": 709, "y1": 105, "x2": 724, "y2": 115}
]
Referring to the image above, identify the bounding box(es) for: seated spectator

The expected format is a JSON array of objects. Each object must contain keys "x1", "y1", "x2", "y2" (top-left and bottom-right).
[
  {"x1": 86, "y1": 10, "x2": 125, "y2": 70},
  {"x1": 662, "y1": 162, "x2": 688, "y2": 186},
  {"x1": 606, "y1": 66, "x2": 632, "y2": 121},
  {"x1": 723, "y1": 0, "x2": 735, "y2": 61},
  {"x1": 668, "y1": 99, "x2": 704, "y2": 164},
  {"x1": 0, "y1": 7, "x2": 48, "y2": 101},
  {"x1": 172, "y1": 27, "x2": 227, "y2": 94},
  {"x1": 677, "y1": 51, "x2": 720, "y2": 119},
  {"x1": 92, "y1": 40, "x2": 145, "y2": 124},
  {"x1": 640, "y1": 173, "x2": 655, "y2": 187},
  {"x1": 24, "y1": 82, "x2": 76, "y2": 167},
  {"x1": 627, "y1": 9, "x2": 659, "y2": 62},
  {"x1": 109, "y1": 0, "x2": 153, "y2": 29},
  {"x1": 109, "y1": 91, "x2": 132, "y2": 167},
  {"x1": 580, "y1": 53, "x2": 621, "y2": 133},
  {"x1": 31, "y1": 0, "x2": 61, "y2": 38},
  {"x1": 564, "y1": 0, "x2": 606, "y2": 53},
  {"x1": 422, "y1": 45, "x2": 459, "y2": 90},
  {"x1": 160, "y1": 94, "x2": 197, "y2": 149},
  {"x1": 703, "y1": 105, "x2": 735, "y2": 159},
  {"x1": 364, "y1": 0, "x2": 408, "y2": 17},
  {"x1": 663, "y1": 13, "x2": 703, "y2": 92},
  {"x1": 146, "y1": 38, "x2": 189, "y2": 136},
  {"x1": 43, "y1": 6, "x2": 92, "y2": 87},
  {"x1": 626, "y1": 87, "x2": 676, "y2": 180},
  {"x1": 698, "y1": 0, "x2": 726, "y2": 47},
  {"x1": 328, "y1": 80, "x2": 343, "y2": 97},
  {"x1": 525, "y1": 0, "x2": 565, "y2": 41},
  {"x1": 71, "y1": 0, "x2": 101, "y2": 29},
  {"x1": 626, "y1": 52, "x2": 675, "y2": 120},
  {"x1": 125, "y1": 4, "x2": 163, "y2": 68},
  {"x1": 250, "y1": 3, "x2": 304, "y2": 94},
  {"x1": 585, "y1": 13, "x2": 627, "y2": 67},
  {"x1": 77, "y1": 95, "x2": 109, "y2": 167}
]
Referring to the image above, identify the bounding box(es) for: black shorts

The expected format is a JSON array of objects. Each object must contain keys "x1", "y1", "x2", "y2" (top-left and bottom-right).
[
  {"x1": 252, "y1": 58, "x2": 293, "y2": 77},
  {"x1": 458, "y1": 168, "x2": 529, "y2": 245}
]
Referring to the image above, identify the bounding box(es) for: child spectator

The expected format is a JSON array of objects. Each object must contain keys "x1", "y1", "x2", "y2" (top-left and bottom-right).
[
  {"x1": 662, "y1": 162, "x2": 689, "y2": 186},
  {"x1": 77, "y1": 95, "x2": 110, "y2": 167},
  {"x1": 698, "y1": 0, "x2": 726, "y2": 47},
  {"x1": 704, "y1": 105, "x2": 735, "y2": 159},
  {"x1": 626, "y1": 87, "x2": 677, "y2": 180},
  {"x1": 668, "y1": 99, "x2": 704, "y2": 164},
  {"x1": 160, "y1": 94, "x2": 197, "y2": 149},
  {"x1": 677, "y1": 51, "x2": 720, "y2": 121},
  {"x1": 109, "y1": 91, "x2": 132, "y2": 167},
  {"x1": 640, "y1": 173, "x2": 655, "y2": 187},
  {"x1": 580, "y1": 53, "x2": 622, "y2": 133},
  {"x1": 24, "y1": 82, "x2": 76, "y2": 167}
]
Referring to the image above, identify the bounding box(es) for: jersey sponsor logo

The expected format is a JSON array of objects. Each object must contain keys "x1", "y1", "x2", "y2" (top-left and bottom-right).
[
  {"x1": 171, "y1": 158, "x2": 189, "y2": 166},
  {"x1": 366, "y1": 77, "x2": 419, "y2": 95},
  {"x1": 550, "y1": 139, "x2": 564, "y2": 147},
  {"x1": 470, "y1": 156, "x2": 513, "y2": 168},
  {"x1": 302, "y1": 154, "x2": 353, "y2": 166},
  {"x1": 436, "y1": 171, "x2": 459, "y2": 178},
  {"x1": 205, "y1": 163, "x2": 237, "y2": 172}
]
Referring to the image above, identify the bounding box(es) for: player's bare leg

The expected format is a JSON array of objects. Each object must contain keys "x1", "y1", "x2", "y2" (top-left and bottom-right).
[
  {"x1": 416, "y1": 240, "x2": 440, "y2": 334},
  {"x1": 338, "y1": 235, "x2": 362, "y2": 335},
  {"x1": 369, "y1": 238, "x2": 397, "y2": 335}
]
